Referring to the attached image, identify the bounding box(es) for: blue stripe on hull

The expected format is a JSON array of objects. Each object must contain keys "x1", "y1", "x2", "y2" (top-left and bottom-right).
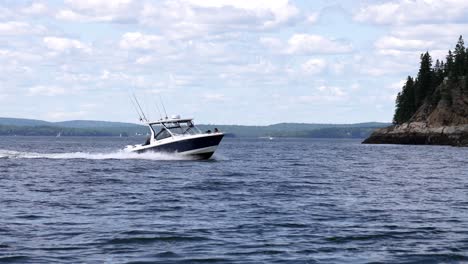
[{"x1": 137, "y1": 134, "x2": 224, "y2": 159}]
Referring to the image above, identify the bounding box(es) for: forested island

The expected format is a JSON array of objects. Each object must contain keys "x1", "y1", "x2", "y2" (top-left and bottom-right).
[{"x1": 364, "y1": 36, "x2": 468, "y2": 146}]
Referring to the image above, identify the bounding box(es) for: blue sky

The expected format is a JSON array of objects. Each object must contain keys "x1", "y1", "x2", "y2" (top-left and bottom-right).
[{"x1": 1, "y1": 0, "x2": 468, "y2": 125}]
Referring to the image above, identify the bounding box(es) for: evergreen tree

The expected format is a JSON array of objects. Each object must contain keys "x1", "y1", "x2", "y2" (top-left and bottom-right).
[
  {"x1": 465, "y1": 46, "x2": 468, "y2": 91},
  {"x1": 445, "y1": 50, "x2": 454, "y2": 77},
  {"x1": 415, "y1": 52, "x2": 433, "y2": 107},
  {"x1": 393, "y1": 92, "x2": 403, "y2": 124},
  {"x1": 453, "y1": 35, "x2": 466, "y2": 78},
  {"x1": 433, "y1": 59, "x2": 445, "y2": 95},
  {"x1": 393, "y1": 76, "x2": 416, "y2": 124},
  {"x1": 392, "y1": 36, "x2": 468, "y2": 124},
  {"x1": 434, "y1": 59, "x2": 441, "y2": 71}
]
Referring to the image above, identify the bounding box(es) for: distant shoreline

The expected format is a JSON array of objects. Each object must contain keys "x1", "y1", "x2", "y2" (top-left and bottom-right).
[{"x1": 0, "y1": 117, "x2": 390, "y2": 139}]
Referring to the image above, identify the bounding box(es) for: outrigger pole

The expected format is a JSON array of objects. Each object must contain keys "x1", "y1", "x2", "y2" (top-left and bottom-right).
[
  {"x1": 131, "y1": 92, "x2": 149, "y2": 122},
  {"x1": 159, "y1": 95, "x2": 168, "y2": 119},
  {"x1": 129, "y1": 92, "x2": 144, "y2": 122},
  {"x1": 152, "y1": 94, "x2": 163, "y2": 120}
]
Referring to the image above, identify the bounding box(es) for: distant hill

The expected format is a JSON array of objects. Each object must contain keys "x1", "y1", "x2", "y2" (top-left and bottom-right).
[
  {"x1": 0, "y1": 117, "x2": 390, "y2": 138},
  {"x1": 55, "y1": 120, "x2": 142, "y2": 128},
  {"x1": 0, "y1": 118, "x2": 148, "y2": 137},
  {"x1": 198, "y1": 122, "x2": 389, "y2": 138},
  {"x1": 0, "y1": 117, "x2": 51, "y2": 127}
]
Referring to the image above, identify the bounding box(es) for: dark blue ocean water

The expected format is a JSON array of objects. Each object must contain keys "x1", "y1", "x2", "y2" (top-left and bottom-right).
[{"x1": 0, "y1": 136, "x2": 467, "y2": 263}]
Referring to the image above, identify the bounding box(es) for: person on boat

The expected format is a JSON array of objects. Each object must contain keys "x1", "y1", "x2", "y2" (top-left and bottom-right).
[
  {"x1": 214, "y1": 128, "x2": 219, "y2": 133},
  {"x1": 206, "y1": 129, "x2": 211, "y2": 134},
  {"x1": 143, "y1": 135, "x2": 151, "y2": 146}
]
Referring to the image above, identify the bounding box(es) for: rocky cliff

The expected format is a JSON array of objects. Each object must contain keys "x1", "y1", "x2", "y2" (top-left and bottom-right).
[{"x1": 363, "y1": 79, "x2": 468, "y2": 146}]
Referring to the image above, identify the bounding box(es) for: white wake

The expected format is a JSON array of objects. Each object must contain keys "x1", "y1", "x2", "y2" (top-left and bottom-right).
[{"x1": 0, "y1": 149, "x2": 194, "y2": 161}]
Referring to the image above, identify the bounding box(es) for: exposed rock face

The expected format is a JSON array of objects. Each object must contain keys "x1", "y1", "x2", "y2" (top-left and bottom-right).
[
  {"x1": 363, "y1": 122, "x2": 468, "y2": 146},
  {"x1": 363, "y1": 80, "x2": 468, "y2": 146}
]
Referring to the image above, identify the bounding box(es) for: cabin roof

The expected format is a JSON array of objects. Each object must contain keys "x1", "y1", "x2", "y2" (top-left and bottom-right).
[{"x1": 146, "y1": 118, "x2": 193, "y2": 125}]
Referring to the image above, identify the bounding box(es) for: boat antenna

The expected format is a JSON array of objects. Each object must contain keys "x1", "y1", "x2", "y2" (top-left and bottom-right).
[
  {"x1": 132, "y1": 92, "x2": 148, "y2": 122},
  {"x1": 159, "y1": 95, "x2": 168, "y2": 119},
  {"x1": 129, "y1": 92, "x2": 144, "y2": 122},
  {"x1": 152, "y1": 95, "x2": 163, "y2": 120}
]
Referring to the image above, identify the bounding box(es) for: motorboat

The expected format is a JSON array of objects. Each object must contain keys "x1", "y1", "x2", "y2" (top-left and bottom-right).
[{"x1": 124, "y1": 115, "x2": 224, "y2": 159}]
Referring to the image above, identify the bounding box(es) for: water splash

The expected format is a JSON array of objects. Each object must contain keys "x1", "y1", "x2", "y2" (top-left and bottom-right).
[{"x1": 0, "y1": 149, "x2": 193, "y2": 161}]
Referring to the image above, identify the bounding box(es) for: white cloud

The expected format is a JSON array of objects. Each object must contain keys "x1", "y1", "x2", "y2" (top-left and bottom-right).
[
  {"x1": 58, "y1": 0, "x2": 136, "y2": 22},
  {"x1": 225, "y1": 60, "x2": 279, "y2": 76},
  {"x1": 0, "y1": 21, "x2": 46, "y2": 35},
  {"x1": 287, "y1": 34, "x2": 352, "y2": 54},
  {"x1": 358, "y1": 57, "x2": 414, "y2": 77},
  {"x1": 391, "y1": 24, "x2": 468, "y2": 39},
  {"x1": 46, "y1": 110, "x2": 88, "y2": 121},
  {"x1": 384, "y1": 24, "x2": 468, "y2": 52},
  {"x1": 56, "y1": 9, "x2": 92, "y2": 22},
  {"x1": 301, "y1": 58, "x2": 327, "y2": 75},
  {"x1": 295, "y1": 84, "x2": 347, "y2": 104},
  {"x1": 259, "y1": 37, "x2": 283, "y2": 50},
  {"x1": 0, "y1": 49, "x2": 42, "y2": 61},
  {"x1": 317, "y1": 85, "x2": 346, "y2": 97},
  {"x1": 140, "y1": 0, "x2": 299, "y2": 39},
  {"x1": 350, "y1": 83, "x2": 360, "y2": 91},
  {"x1": 306, "y1": 12, "x2": 319, "y2": 24},
  {"x1": 0, "y1": 6, "x2": 15, "y2": 20},
  {"x1": 56, "y1": 0, "x2": 299, "y2": 34},
  {"x1": 28, "y1": 85, "x2": 67, "y2": 96},
  {"x1": 388, "y1": 80, "x2": 406, "y2": 91},
  {"x1": 43, "y1": 37, "x2": 91, "y2": 53},
  {"x1": 21, "y1": 2, "x2": 48, "y2": 15},
  {"x1": 203, "y1": 93, "x2": 226, "y2": 102},
  {"x1": 373, "y1": 24, "x2": 468, "y2": 61},
  {"x1": 182, "y1": 0, "x2": 299, "y2": 28},
  {"x1": 354, "y1": 0, "x2": 468, "y2": 25},
  {"x1": 135, "y1": 55, "x2": 154, "y2": 65},
  {"x1": 329, "y1": 60, "x2": 346, "y2": 75},
  {"x1": 65, "y1": 0, "x2": 133, "y2": 12},
  {"x1": 375, "y1": 36, "x2": 436, "y2": 51},
  {"x1": 119, "y1": 32, "x2": 165, "y2": 50}
]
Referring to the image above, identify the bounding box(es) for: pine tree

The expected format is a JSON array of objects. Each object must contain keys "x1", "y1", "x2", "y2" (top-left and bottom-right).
[
  {"x1": 435, "y1": 59, "x2": 441, "y2": 71},
  {"x1": 453, "y1": 35, "x2": 466, "y2": 79},
  {"x1": 393, "y1": 76, "x2": 416, "y2": 124},
  {"x1": 445, "y1": 50, "x2": 454, "y2": 77},
  {"x1": 415, "y1": 52, "x2": 433, "y2": 107},
  {"x1": 404, "y1": 76, "x2": 416, "y2": 118},
  {"x1": 434, "y1": 59, "x2": 443, "y2": 83},
  {"x1": 392, "y1": 36, "x2": 468, "y2": 124},
  {"x1": 393, "y1": 92, "x2": 403, "y2": 124},
  {"x1": 465, "y1": 46, "x2": 468, "y2": 91}
]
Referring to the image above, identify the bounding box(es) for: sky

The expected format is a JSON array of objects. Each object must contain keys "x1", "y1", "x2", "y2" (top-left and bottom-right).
[{"x1": 1, "y1": 0, "x2": 468, "y2": 125}]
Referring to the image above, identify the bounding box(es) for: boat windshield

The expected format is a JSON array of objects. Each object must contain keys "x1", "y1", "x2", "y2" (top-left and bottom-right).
[{"x1": 151, "y1": 121, "x2": 202, "y2": 138}]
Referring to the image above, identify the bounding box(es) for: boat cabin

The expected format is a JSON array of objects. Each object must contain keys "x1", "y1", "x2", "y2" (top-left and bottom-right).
[{"x1": 145, "y1": 116, "x2": 203, "y2": 144}]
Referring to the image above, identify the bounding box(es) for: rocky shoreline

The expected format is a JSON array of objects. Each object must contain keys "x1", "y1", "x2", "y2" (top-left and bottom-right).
[{"x1": 363, "y1": 122, "x2": 468, "y2": 146}]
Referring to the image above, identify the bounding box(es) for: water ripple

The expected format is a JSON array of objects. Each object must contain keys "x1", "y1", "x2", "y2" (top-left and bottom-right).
[{"x1": 0, "y1": 137, "x2": 467, "y2": 263}]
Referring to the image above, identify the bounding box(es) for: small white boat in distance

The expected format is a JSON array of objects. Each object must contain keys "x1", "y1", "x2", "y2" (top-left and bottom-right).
[{"x1": 124, "y1": 115, "x2": 224, "y2": 159}]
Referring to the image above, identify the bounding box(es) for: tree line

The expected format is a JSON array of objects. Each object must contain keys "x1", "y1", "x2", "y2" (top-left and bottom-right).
[
  {"x1": 0, "y1": 125, "x2": 131, "y2": 137},
  {"x1": 393, "y1": 36, "x2": 468, "y2": 124}
]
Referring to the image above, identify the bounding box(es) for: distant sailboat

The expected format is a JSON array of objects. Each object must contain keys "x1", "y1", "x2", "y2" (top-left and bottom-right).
[{"x1": 56, "y1": 132, "x2": 61, "y2": 137}]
